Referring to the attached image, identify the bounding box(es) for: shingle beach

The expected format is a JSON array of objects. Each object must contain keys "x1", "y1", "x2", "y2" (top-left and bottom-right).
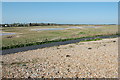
[{"x1": 1, "y1": 38, "x2": 118, "y2": 78}]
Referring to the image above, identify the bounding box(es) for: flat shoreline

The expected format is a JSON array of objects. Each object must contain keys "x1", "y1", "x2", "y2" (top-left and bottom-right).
[{"x1": 1, "y1": 38, "x2": 118, "y2": 78}]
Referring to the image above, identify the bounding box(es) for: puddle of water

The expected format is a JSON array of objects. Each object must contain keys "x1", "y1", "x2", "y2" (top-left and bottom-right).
[
  {"x1": 31, "y1": 27, "x2": 82, "y2": 31},
  {"x1": 34, "y1": 28, "x2": 66, "y2": 31},
  {"x1": 31, "y1": 26, "x2": 103, "y2": 31},
  {"x1": 83, "y1": 26, "x2": 103, "y2": 28},
  {"x1": 68, "y1": 26, "x2": 82, "y2": 29},
  {"x1": 0, "y1": 33, "x2": 16, "y2": 36}
]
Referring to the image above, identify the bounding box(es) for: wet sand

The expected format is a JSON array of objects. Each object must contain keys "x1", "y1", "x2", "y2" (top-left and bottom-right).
[{"x1": 1, "y1": 38, "x2": 118, "y2": 78}]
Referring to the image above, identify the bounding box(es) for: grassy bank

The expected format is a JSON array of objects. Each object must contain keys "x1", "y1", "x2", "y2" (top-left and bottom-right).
[
  {"x1": 1, "y1": 25, "x2": 118, "y2": 50},
  {"x1": 2, "y1": 34, "x2": 118, "y2": 50}
]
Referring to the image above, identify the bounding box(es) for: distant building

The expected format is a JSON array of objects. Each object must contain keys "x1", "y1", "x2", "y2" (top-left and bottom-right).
[{"x1": 5, "y1": 25, "x2": 8, "y2": 27}]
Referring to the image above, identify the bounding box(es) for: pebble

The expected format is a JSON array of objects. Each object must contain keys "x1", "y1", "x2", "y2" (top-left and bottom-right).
[
  {"x1": 66, "y1": 55, "x2": 71, "y2": 57},
  {"x1": 88, "y1": 47, "x2": 92, "y2": 49}
]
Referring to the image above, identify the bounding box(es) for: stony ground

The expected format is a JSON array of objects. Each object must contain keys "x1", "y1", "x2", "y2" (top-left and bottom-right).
[{"x1": 1, "y1": 38, "x2": 118, "y2": 78}]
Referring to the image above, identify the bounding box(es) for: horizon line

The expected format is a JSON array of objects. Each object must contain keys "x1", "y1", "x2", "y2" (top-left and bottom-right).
[{"x1": 1, "y1": 22, "x2": 117, "y2": 25}]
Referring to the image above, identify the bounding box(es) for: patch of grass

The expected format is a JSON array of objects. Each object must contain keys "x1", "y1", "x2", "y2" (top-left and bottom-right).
[
  {"x1": 3, "y1": 59, "x2": 39, "y2": 66},
  {"x1": 2, "y1": 34, "x2": 118, "y2": 50},
  {"x1": 69, "y1": 45, "x2": 74, "y2": 48},
  {"x1": 78, "y1": 32, "x2": 86, "y2": 34},
  {"x1": 2, "y1": 25, "x2": 118, "y2": 50},
  {"x1": 80, "y1": 38, "x2": 102, "y2": 42},
  {"x1": 2, "y1": 61, "x2": 29, "y2": 66},
  {"x1": 10, "y1": 62, "x2": 28, "y2": 66},
  {"x1": 32, "y1": 58, "x2": 38, "y2": 63}
]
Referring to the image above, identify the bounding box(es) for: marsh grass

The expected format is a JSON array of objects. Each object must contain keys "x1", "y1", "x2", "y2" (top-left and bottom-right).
[
  {"x1": 10, "y1": 62, "x2": 28, "y2": 66},
  {"x1": 78, "y1": 32, "x2": 86, "y2": 34},
  {"x1": 2, "y1": 58, "x2": 39, "y2": 66},
  {"x1": 2, "y1": 34, "x2": 118, "y2": 50},
  {"x1": 2, "y1": 25, "x2": 118, "y2": 50}
]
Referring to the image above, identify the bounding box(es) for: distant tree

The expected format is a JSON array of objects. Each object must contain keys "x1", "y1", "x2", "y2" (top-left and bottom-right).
[{"x1": 29, "y1": 23, "x2": 32, "y2": 26}]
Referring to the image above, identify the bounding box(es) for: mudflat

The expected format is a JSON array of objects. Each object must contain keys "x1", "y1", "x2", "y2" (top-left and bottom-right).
[{"x1": 1, "y1": 38, "x2": 118, "y2": 78}]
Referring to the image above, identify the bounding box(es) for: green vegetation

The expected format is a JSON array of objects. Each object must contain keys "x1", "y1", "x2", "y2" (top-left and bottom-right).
[
  {"x1": 78, "y1": 32, "x2": 86, "y2": 34},
  {"x1": 80, "y1": 38, "x2": 102, "y2": 42},
  {"x1": 1, "y1": 25, "x2": 118, "y2": 50}
]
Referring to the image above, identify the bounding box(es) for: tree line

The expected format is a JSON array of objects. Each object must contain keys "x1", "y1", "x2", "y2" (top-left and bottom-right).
[
  {"x1": 0, "y1": 23, "x2": 60, "y2": 27},
  {"x1": 0, "y1": 23, "x2": 116, "y2": 27}
]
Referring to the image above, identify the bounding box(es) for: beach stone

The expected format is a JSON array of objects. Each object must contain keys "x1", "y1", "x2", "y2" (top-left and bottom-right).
[
  {"x1": 66, "y1": 55, "x2": 70, "y2": 57},
  {"x1": 28, "y1": 76, "x2": 31, "y2": 79},
  {"x1": 68, "y1": 65, "x2": 71, "y2": 67},
  {"x1": 113, "y1": 41, "x2": 116, "y2": 42},
  {"x1": 88, "y1": 47, "x2": 92, "y2": 49},
  {"x1": 103, "y1": 44, "x2": 106, "y2": 46},
  {"x1": 41, "y1": 76, "x2": 44, "y2": 78}
]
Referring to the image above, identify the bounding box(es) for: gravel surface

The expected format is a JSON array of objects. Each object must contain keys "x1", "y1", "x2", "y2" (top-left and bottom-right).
[{"x1": 1, "y1": 38, "x2": 118, "y2": 78}]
